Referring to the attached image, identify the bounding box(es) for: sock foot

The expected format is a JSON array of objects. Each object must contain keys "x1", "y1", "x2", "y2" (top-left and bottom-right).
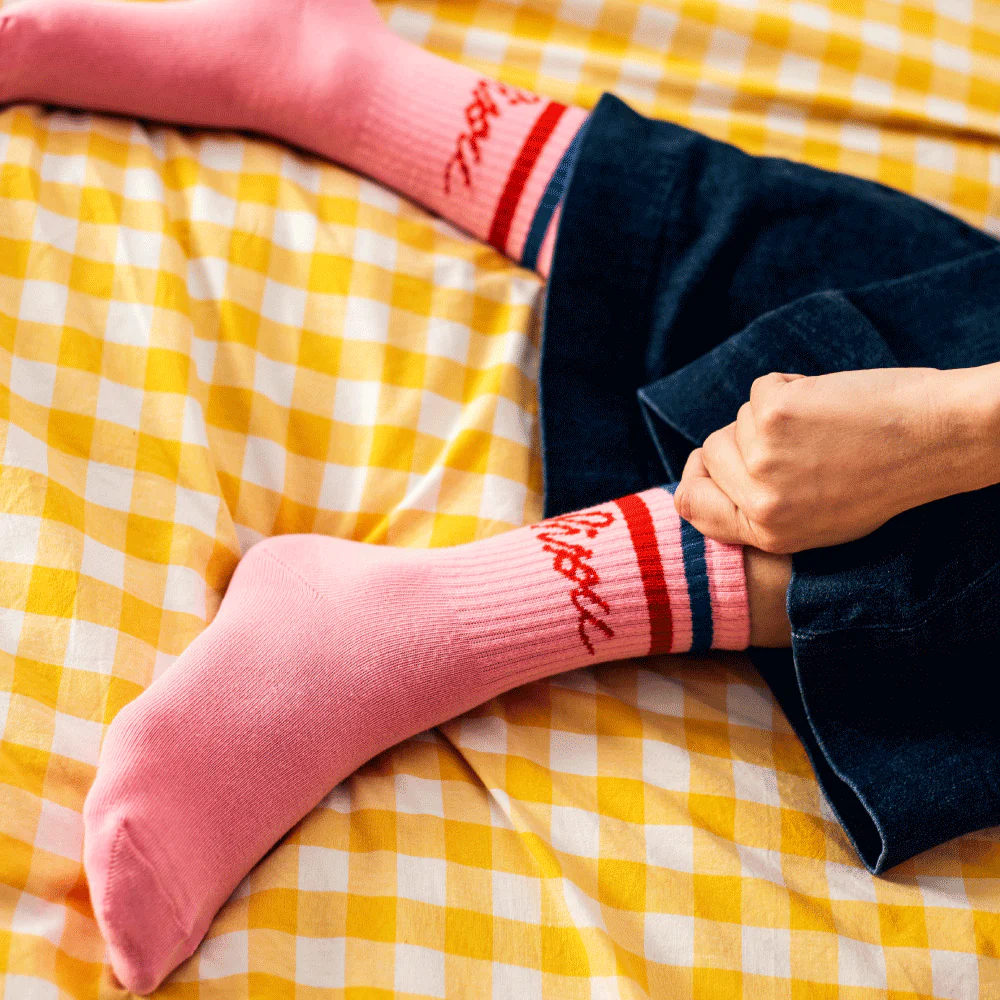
[{"x1": 84, "y1": 492, "x2": 747, "y2": 992}]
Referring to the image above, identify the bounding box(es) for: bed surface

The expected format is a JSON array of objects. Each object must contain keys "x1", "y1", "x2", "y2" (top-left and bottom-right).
[{"x1": 2, "y1": 0, "x2": 999, "y2": 996}]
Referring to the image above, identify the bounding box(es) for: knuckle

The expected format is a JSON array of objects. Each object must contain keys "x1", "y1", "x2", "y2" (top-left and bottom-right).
[
  {"x1": 756, "y1": 399, "x2": 792, "y2": 433},
  {"x1": 751, "y1": 371, "x2": 782, "y2": 399},
  {"x1": 746, "y1": 490, "x2": 781, "y2": 527},
  {"x1": 742, "y1": 446, "x2": 773, "y2": 479}
]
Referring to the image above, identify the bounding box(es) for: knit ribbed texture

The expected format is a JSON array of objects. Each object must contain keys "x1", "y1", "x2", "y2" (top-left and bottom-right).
[
  {"x1": 347, "y1": 36, "x2": 588, "y2": 262},
  {"x1": 0, "y1": 0, "x2": 585, "y2": 270},
  {"x1": 82, "y1": 488, "x2": 747, "y2": 994}
]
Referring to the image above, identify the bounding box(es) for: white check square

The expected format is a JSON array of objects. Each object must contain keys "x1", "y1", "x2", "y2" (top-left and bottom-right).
[
  {"x1": 492, "y1": 870, "x2": 541, "y2": 923},
  {"x1": 644, "y1": 912, "x2": 694, "y2": 967},
  {"x1": 85, "y1": 462, "x2": 134, "y2": 512},
  {"x1": 19, "y1": 281, "x2": 69, "y2": 326},
  {"x1": 115, "y1": 227, "x2": 163, "y2": 269},
  {"x1": 318, "y1": 462, "x2": 367, "y2": 512},
  {"x1": 333, "y1": 379, "x2": 381, "y2": 426},
  {"x1": 123, "y1": 167, "x2": 164, "y2": 202},
  {"x1": 96, "y1": 377, "x2": 144, "y2": 430},
  {"x1": 241, "y1": 436, "x2": 286, "y2": 492},
  {"x1": 296, "y1": 936, "x2": 345, "y2": 988},
  {"x1": 642, "y1": 738, "x2": 690, "y2": 793},
  {"x1": 417, "y1": 391, "x2": 462, "y2": 440},
  {"x1": 425, "y1": 317, "x2": 470, "y2": 363},
  {"x1": 299, "y1": 845, "x2": 350, "y2": 893},
  {"x1": 395, "y1": 774, "x2": 444, "y2": 817},
  {"x1": 479, "y1": 474, "x2": 527, "y2": 525},
  {"x1": 353, "y1": 229, "x2": 397, "y2": 270},
  {"x1": 1, "y1": 513, "x2": 42, "y2": 565},
  {"x1": 549, "y1": 730, "x2": 598, "y2": 776},
  {"x1": 162, "y1": 564, "x2": 207, "y2": 617},
  {"x1": 743, "y1": 925, "x2": 791, "y2": 978},
  {"x1": 344, "y1": 296, "x2": 390, "y2": 343},
  {"x1": 199, "y1": 138, "x2": 244, "y2": 173},
  {"x1": 645, "y1": 824, "x2": 694, "y2": 874},
  {"x1": 32, "y1": 207, "x2": 78, "y2": 254},
  {"x1": 394, "y1": 944, "x2": 445, "y2": 999},
  {"x1": 64, "y1": 617, "x2": 119, "y2": 674},
  {"x1": 254, "y1": 354, "x2": 297, "y2": 408},
  {"x1": 187, "y1": 258, "x2": 228, "y2": 302},
  {"x1": 272, "y1": 210, "x2": 318, "y2": 253},
  {"x1": 2, "y1": 424, "x2": 47, "y2": 476},
  {"x1": 199, "y1": 930, "x2": 249, "y2": 980},
  {"x1": 551, "y1": 805, "x2": 599, "y2": 858},
  {"x1": 838, "y1": 936, "x2": 887, "y2": 989},
  {"x1": 80, "y1": 537, "x2": 126, "y2": 590},
  {"x1": 174, "y1": 486, "x2": 220, "y2": 536},
  {"x1": 397, "y1": 854, "x2": 447, "y2": 906},
  {"x1": 40, "y1": 153, "x2": 86, "y2": 185},
  {"x1": 34, "y1": 799, "x2": 83, "y2": 861},
  {"x1": 105, "y1": 301, "x2": 153, "y2": 347},
  {"x1": 11, "y1": 892, "x2": 67, "y2": 947},
  {"x1": 189, "y1": 185, "x2": 237, "y2": 227},
  {"x1": 261, "y1": 279, "x2": 307, "y2": 328},
  {"x1": 51, "y1": 711, "x2": 103, "y2": 766},
  {"x1": 632, "y1": 4, "x2": 679, "y2": 51}
]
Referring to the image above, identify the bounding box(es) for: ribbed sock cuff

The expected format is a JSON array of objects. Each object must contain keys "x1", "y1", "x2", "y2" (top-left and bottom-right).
[{"x1": 662, "y1": 483, "x2": 750, "y2": 652}]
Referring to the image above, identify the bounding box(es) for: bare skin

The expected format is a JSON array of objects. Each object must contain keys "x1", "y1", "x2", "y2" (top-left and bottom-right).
[{"x1": 745, "y1": 548, "x2": 792, "y2": 648}]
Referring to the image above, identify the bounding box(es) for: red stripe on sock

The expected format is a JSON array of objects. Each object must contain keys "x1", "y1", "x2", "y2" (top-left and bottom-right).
[
  {"x1": 487, "y1": 101, "x2": 566, "y2": 254},
  {"x1": 613, "y1": 494, "x2": 673, "y2": 655}
]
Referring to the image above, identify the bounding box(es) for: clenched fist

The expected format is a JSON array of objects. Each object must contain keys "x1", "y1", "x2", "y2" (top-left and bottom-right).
[{"x1": 673, "y1": 365, "x2": 1000, "y2": 554}]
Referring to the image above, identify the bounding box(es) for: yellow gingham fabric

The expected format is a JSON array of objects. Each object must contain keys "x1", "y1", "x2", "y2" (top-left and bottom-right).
[{"x1": 2, "y1": 0, "x2": 999, "y2": 997}]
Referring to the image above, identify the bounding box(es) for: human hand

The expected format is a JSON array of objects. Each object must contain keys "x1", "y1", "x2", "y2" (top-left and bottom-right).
[{"x1": 672, "y1": 366, "x2": 1000, "y2": 554}]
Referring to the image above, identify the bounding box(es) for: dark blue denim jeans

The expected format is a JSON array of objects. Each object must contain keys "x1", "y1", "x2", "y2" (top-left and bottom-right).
[{"x1": 542, "y1": 93, "x2": 1000, "y2": 874}]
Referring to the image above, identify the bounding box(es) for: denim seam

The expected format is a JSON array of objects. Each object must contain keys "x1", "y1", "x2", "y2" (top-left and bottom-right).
[{"x1": 787, "y1": 657, "x2": 891, "y2": 873}]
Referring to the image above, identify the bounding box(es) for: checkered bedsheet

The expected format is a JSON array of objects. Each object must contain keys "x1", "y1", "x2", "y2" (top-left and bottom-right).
[{"x1": 2, "y1": 0, "x2": 999, "y2": 997}]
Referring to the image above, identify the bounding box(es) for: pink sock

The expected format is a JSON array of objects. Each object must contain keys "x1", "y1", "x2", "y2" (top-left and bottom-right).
[
  {"x1": 0, "y1": 0, "x2": 584, "y2": 272},
  {"x1": 83, "y1": 487, "x2": 748, "y2": 993}
]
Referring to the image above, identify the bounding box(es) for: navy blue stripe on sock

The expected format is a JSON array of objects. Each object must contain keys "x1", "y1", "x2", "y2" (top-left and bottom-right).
[
  {"x1": 520, "y1": 123, "x2": 586, "y2": 271},
  {"x1": 662, "y1": 483, "x2": 714, "y2": 652}
]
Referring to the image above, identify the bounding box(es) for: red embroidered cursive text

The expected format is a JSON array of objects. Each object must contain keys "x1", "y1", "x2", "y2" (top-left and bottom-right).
[
  {"x1": 532, "y1": 510, "x2": 615, "y2": 654},
  {"x1": 444, "y1": 80, "x2": 540, "y2": 194}
]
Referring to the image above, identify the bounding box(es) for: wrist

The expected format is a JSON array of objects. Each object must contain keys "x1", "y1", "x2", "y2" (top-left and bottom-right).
[{"x1": 937, "y1": 363, "x2": 1000, "y2": 495}]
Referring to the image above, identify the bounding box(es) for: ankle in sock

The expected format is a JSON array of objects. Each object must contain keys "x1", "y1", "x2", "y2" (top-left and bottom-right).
[
  {"x1": 349, "y1": 42, "x2": 588, "y2": 267},
  {"x1": 83, "y1": 487, "x2": 747, "y2": 993}
]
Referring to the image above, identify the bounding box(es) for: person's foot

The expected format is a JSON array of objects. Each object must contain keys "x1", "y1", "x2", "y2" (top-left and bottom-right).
[{"x1": 83, "y1": 489, "x2": 749, "y2": 992}]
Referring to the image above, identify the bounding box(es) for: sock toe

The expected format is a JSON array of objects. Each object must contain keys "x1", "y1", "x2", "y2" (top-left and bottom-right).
[{"x1": 84, "y1": 806, "x2": 197, "y2": 995}]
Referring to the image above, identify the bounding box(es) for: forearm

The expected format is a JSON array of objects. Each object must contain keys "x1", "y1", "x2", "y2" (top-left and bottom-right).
[{"x1": 924, "y1": 362, "x2": 1000, "y2": 500}]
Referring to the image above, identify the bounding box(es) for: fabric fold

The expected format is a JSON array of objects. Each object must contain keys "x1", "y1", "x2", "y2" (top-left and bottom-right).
[{"x1": 636, "y1": 291, "x2": 902, "y2": 478}]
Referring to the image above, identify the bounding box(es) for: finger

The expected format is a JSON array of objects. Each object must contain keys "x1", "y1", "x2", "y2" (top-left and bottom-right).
[
  {"x1": 679, "y1": 447, "x2": 710, "y2": 488},
  {"x1": 700, "y1": 422, "x2": 753, "y2": 508},
  {"x1": 673, "y1": 469, "x2": 754, "y2": 545},
  {"x1": 673, "y1": 448, "x2": 707, "y2": 519},
  {"x1": 735, "y1": 401, "x2": 756, "y2": 463}
]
